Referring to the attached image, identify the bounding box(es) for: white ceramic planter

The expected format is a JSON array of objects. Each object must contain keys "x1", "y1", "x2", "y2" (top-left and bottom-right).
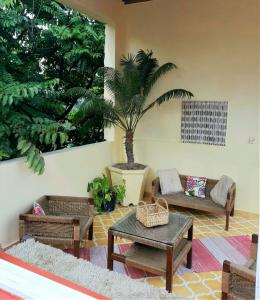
[{"x1": 108, "y1": 165, "x2": 149, "y2": 206}]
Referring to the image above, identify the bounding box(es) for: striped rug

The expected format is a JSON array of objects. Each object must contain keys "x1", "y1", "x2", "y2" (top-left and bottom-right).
[{"x1": 66, "y1": 235, "x2": 251, "y2": 279}]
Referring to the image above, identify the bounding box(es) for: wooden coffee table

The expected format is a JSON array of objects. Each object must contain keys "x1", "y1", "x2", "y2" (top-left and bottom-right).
[{"x1": 107, "y1": 211, "x2": 193, "y2": 293}]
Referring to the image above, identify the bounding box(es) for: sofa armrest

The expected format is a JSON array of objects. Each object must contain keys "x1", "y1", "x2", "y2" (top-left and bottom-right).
[
  {"x1": 226, "y1": 183, "x2": 236, "y2": 211},
  {"x1": 151, "y1": 177, "x2": 160, "y2": 200}
]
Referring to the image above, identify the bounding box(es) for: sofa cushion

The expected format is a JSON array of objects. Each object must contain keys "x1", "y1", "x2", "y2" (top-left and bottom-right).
[
  {"x1": 185, "y1": 176, "x2": 207, "y2": 198},
  {"x1": 210, "y1": 175, "x2": 233, "y2": 207},
  {"x1": 158, "y1": 168, "x2": 183, "y2": 195}
]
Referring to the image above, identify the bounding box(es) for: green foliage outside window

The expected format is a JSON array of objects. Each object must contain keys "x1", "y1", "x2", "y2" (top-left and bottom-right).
[{"x1": 0, "y1": 0, "x2": 105, "y2": 174}]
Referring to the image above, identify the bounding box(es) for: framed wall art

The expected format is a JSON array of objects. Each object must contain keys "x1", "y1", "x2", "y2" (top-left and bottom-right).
[{"x1": 181, "y1": 101, "x2": 228, "y2": 146}]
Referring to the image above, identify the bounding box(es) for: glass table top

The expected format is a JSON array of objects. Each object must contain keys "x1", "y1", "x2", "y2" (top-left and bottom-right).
[{"x1": 110, "y1": 210, "x2": 193, "y2": 246}]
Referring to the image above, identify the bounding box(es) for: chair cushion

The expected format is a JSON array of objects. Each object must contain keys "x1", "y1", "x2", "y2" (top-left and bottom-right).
[
  {"x1": 158, "y1": 168, "x2": 183, "y2": 195},
  {"x1": 185, "y1": 176, "x2": 207, "y2": 198},
  {"x1": 210, "y1": 175, "x2": 233, "y2": 207}
]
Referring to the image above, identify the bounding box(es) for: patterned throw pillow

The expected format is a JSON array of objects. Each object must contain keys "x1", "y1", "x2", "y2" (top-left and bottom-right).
[
  {"x1": 33, "y1": 202, "x2": 45, "y2": 215},
  {"x1": 185, "y1": 176, "x2": 207, "y2": 198}
]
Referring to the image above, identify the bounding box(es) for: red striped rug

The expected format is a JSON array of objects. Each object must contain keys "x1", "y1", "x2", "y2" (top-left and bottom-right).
[{"x1": 66, "y1": 235, "x2": 251, "y2": 279}]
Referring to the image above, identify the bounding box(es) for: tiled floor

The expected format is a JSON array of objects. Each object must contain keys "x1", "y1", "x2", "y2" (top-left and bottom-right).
[{"x1": 84, "y1": 205, "x2": 259, "y2": 299}]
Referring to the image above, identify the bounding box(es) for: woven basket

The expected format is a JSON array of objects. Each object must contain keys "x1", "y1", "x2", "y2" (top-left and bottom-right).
[{"x1": 136, "y1": 198, "x2": 169, "y2": 228}]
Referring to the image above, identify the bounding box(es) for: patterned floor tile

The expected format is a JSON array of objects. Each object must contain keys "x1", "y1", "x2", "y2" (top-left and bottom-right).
[{"x1": 86, "y1": 205, "x2": 258, "y2": 299}]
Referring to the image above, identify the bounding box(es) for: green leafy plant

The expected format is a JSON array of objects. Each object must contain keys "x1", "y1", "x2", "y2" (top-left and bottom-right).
[
  {"x1": 78, "y1": 50, "x2": 193, "y2": 168},
  {"x1": 0, "y1": 0, "x2": 105, "y2": 174},
  {"x1": 87, "y1": 175, "x2": 126, "y2": 212}
]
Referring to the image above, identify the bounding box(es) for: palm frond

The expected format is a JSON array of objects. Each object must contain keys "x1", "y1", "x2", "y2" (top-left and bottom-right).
[
  {"x1": 142, "y1": 89, "x2": 193, "y2": 115},
  {"x1": 136, "y1": 49, "x2": 158, "y2": 89},
  {"x1": 127, "y1": 94, "x2": 146, "y2": 115},
  {"x1": 127, "y1": 94, "x2": 146, "y2": 130},
  {"x1": 120, "y1": 53, "x2": 136, "y2": 67},
  {"x1": 104, "y1": 67, "x2": 121, "y2": 96},
  {"x1": 121, "y1": 69, "x2": 141, "y2": 102},
  {"x1": 121, "y1": 55, "x2": 141, "y2": 95},
  {"x1": 103, "y1": 51, "x2": 193, "y2": 135},
  {"x1": 76, "y1": 95, "x2": 127, "y2": 130},
  {"x1": 105, "y1": 66, "x2": 141, "y2": 115},
  {"x1": 144, "y1": 62, "x2": 177, "y2": 96}
]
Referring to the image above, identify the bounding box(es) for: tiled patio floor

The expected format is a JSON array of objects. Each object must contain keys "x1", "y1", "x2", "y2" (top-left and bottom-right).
[{"x1": 84, "y1": 205, "x2": 259, "y2": 299}]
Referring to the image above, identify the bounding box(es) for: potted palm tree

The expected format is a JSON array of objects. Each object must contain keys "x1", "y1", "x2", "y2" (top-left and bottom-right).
[{"x1": 79, "y1": 50, "x2": 193, "y2": 206}]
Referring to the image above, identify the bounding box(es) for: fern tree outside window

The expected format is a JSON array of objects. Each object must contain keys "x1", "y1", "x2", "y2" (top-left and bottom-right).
[{"x1": 0, "y1": 0, "x2": 105, "y2": 174}]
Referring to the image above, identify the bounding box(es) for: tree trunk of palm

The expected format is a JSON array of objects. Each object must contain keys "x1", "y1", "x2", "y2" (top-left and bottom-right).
[{"x1": 125, "y1": 130, "x2": 134, "y2": 165}]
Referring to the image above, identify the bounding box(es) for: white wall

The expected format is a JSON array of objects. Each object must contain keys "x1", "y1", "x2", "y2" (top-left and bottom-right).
[
  {"x1": 55, "y1": 0, "x2": 259, "y2": 213},
  {"x1": 0, "y1": 142, "x2": 114, "y2": 248},
  {"x1": 2, "y1": 2, "x2": 257, "y2": 253},
  {"x1": 115, "y1": 0, "x2": 260, "y2": 213}
]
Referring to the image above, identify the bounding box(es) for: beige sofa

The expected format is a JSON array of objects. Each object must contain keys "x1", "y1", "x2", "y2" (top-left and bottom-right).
[{"x1": 152, "y1": 175, "x2": 236, "y2": 230}]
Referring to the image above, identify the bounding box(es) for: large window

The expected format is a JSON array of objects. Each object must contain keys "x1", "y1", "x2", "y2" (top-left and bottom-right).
[{"x1": 0, "y1": 0, "x2": 105, "y2": 173}]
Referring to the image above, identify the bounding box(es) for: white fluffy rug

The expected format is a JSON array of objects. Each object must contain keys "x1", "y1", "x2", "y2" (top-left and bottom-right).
[{"x1": 7, "y1": 240, "x2": 179, "y2": 300}]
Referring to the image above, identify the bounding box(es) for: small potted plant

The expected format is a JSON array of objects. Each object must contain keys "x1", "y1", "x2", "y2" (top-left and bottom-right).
[{"x1": 87, "y1": 174, "x2": 126, "y2": 212}]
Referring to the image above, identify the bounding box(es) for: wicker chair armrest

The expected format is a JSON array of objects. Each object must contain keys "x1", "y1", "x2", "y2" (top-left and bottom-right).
[
  {"x1": 152, "y1": 177, "x2": 160, "y2": 198},
  {"x1": 223, "y1": 260, "x2": 256, "y2": 285},
  {"x1": 226, "y1": 183, "x2": 236, "y2": 211},
  {"x1": 230, "y1": 264, "x2": 256, "y2": 282},
  {"x1": 252, "y1": 233, "x2": 258, "y2": 244},
  {"x1": 19, "y1": 214, "x2": 80, "y2": 225},
  {"x1": 251, "y1": 234, "x2": 258, "y2": 260}
]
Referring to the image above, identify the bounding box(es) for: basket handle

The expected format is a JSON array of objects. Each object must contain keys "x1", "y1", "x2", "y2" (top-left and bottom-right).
[
  {"x1": 137, "y1": 201, "x2": 148, "y2": 214},
  {"x1": 156, "y1": 198, "x2": 169, "y2": 211}
]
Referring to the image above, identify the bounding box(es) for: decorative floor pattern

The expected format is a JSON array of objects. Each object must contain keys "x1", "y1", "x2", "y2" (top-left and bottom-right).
[
  {"x1": 82, "y1": 205, "x2": 258, "y2": 299},
  {"x1": 67, "y1": 235, "x2": 251, "y2": 277}
]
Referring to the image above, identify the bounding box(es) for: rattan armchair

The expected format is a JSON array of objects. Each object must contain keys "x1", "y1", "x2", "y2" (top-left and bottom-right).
[
  {"x1": 19, "y1": 196, "x2": 94, "y2": 258},
  {"x1": 221, "y1": 233, "x2": 258, "y2": 300}
]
